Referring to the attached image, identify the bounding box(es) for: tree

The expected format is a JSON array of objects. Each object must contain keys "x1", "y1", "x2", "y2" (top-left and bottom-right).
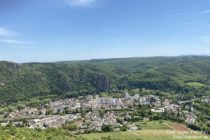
[
  {"x1": 46, "y1": 109, "x2": 53, "y2": 115},
  {"x1": 63, "y1": 107, "x2": 70, "y2": 114},
  {"x1": 63, "y1": 123, "x2": 77, "y2": 131},
  {"x1": 99, "y1": 107, "x2": 105, "y2": 118},
  {"x1": 101, "y1": 124, "x2": 113, "y2": 132},
  {"x1": 17, "y1": 105, "x2": 25, "y2": 112}
]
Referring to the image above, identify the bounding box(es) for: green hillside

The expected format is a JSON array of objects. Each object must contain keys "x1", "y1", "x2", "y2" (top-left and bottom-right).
[{"x1": 0, "y1": 56, "x2": 210, "y2": 103}]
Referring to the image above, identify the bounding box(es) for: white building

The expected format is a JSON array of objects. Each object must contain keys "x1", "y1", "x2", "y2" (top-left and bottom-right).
[
  {"x1": 134, "y1": 94, "x2": 140, "y2": 101},
  {"x1": 125, "y1": 93, "x2": 130, "y2": 99},
  {"x1": 151, "y1": 108, "x2": 165, "y2": 113}
]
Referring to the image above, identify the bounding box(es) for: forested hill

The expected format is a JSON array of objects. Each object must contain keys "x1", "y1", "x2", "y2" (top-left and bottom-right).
[{"x1": 0, "y1": 56, "x2": 210, "y2": 103}]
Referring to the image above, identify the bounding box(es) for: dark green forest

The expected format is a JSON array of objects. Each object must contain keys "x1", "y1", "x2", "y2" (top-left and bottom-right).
[{"x1": 0, "y1": 56, "x2": 210, "y2": 103}]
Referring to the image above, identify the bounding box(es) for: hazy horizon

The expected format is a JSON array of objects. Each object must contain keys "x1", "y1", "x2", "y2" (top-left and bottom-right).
[{"x1": 0, "y1": 55, "x2": 209, "y2": 63}]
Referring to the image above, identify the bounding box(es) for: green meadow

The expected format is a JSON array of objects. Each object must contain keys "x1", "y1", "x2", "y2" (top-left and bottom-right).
[
  {"x1": 77, "y1": 130, "x2": 209, "y2": 140},
  {"x1": 77, "y1": 121, "x2": 209, "y2": 140}
]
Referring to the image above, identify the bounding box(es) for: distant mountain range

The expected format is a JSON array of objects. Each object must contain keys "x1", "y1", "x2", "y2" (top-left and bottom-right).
[{"x1": 0, "y1": 56, "x2": 210, "y2": 103}]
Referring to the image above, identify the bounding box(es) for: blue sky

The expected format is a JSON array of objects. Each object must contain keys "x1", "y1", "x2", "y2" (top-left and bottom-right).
[{"x1": 0, "y1": 0, "x2": 210, "y2": 62}]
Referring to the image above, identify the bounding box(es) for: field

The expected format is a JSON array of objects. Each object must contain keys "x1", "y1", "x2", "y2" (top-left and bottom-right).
[
  {"x1": 77, "y1": 122, "x2": 210, "y2": 140},
  {"x1": 169, "y1": 123, "x2": 190, "y2": 131},
  {"x1": 77, "y1": 130, "x2": 209, "y2": 140},
  {"x1": 137, "y1": 121, "x2": 173, "y2": 130},
  {"x1": 185, "y1": 82, "x2": 206, "y2": 88}
]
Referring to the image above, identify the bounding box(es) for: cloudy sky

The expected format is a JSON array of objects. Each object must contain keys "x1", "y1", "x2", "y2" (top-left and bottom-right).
[{"x1": 0, "y1": 0, "x2": 210, "y2": 62}]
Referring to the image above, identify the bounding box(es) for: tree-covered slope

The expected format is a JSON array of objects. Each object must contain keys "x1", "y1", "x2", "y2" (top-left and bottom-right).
[{"x1": 0, "y1": 56, "x2": 210, "y2": 103}]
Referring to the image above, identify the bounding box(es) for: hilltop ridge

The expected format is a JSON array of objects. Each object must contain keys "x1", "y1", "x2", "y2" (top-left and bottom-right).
[{"x1": 0, "y1": 56, "x2": 210, "y2": 103}]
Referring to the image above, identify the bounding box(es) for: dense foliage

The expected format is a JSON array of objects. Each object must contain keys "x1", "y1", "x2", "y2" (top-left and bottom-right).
[
  {"x1": 0, "y1": 56, "x2": 210, "y2": 103},
  {"x1": 0, "y1": 126, "x2": 75, "y2": 140}
]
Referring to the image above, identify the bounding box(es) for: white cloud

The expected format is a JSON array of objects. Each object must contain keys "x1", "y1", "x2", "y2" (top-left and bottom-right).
[
  {"x1": 200, "y1": 9, "x2": 210, "y2": 14},
  {"x1": 0, "y1": 27, "x2": 16, "y2": 37},
  {"x1": 66, "y1": 0, "x2": 97, "y2": 7},
  {"x1": 0, "y1": 39, "x2": 30, "y2": 45},
  {"x1": 0, "y1": 27, "x2": 31, "y2": 46}
]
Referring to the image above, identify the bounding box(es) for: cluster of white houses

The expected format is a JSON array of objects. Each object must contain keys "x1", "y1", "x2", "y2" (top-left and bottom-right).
[
  {"x1": 1, "y1": 92, "x2": 198, "y2": 130},
  {"x1": 28, "y1": 114, "x2": 81, "y2": 129}
]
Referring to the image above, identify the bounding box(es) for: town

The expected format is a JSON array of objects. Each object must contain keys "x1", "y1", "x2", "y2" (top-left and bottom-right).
[{"x1": 1, "y1": 91, "x2": 207, "y2": 135}]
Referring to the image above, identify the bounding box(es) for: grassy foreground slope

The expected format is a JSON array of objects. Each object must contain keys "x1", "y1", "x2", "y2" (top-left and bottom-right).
[
  {"x1": 0, "y1": 122, "x2": 209, "y2": 140},
  {"x1": 77, "y1": 121, "x2": 209, "y2": 140},
  {"x1": 77, "y1": 130, "x2": 209, "y2": 140},
  {"x1": 0, "y1": 126, "x2": 76, "y2": 140},
  {"x1": 1, "y1": 56, "x2": 210, "y2": 103}
]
